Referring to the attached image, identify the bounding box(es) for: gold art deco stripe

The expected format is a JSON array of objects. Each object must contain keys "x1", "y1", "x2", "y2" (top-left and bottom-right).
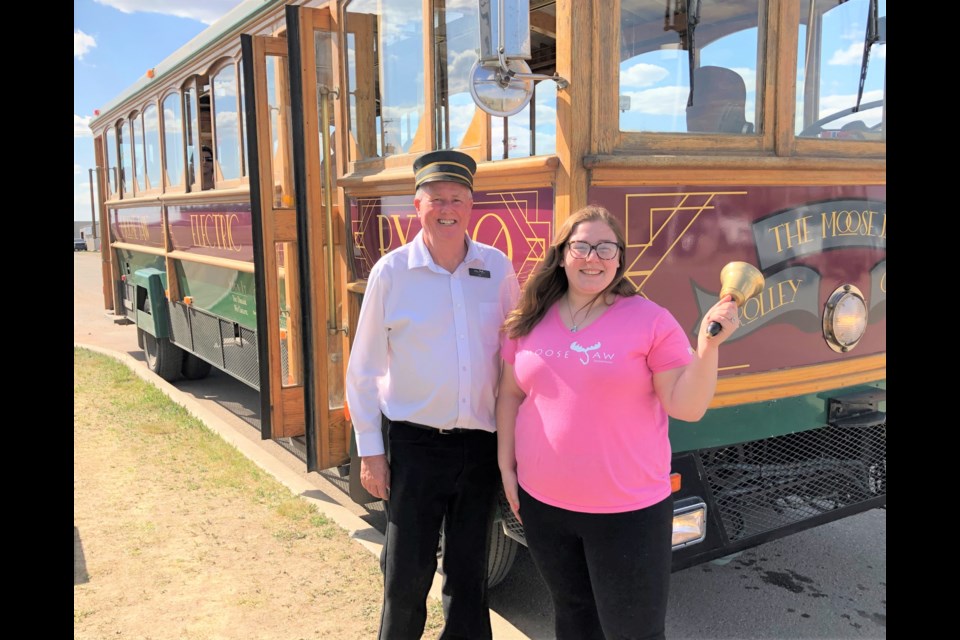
[{"x1": 711, "y1": 353, "x2": 886, "y2": 408}]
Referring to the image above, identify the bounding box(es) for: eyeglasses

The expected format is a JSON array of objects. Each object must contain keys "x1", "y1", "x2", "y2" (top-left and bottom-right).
[{"x1": 566, "y1": 241, "x2": 621, "y2": 260}]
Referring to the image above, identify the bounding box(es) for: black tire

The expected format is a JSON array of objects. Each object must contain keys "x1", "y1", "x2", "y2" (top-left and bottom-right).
[
  {"x1": 486, "y1": 509, "x2": 519, "y2": 588},
  {"x1": 181, "y1": 352, "x2": 213, "y2": 380},
  {"x1": 140, "y1": 328, "x2": 184, "y2": 382},
  {"x1": 434, "y1": 502, "x2": 519, "y2": 589}
]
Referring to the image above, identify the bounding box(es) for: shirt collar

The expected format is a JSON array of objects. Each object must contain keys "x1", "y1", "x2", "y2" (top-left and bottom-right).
[{"x1": 408, "y1": 231, "x2": 485, "y2": 271}]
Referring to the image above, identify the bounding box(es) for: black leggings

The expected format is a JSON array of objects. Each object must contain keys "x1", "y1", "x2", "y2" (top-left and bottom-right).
[{"x1": 519, "y1": 486, "x2": 674, "y2": 640}]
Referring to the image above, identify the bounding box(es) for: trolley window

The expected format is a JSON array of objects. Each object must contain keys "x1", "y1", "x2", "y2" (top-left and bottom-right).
[
  {"x1": 104, "y1": 126, "x2": 118, "y2": 197},
  {"x1": 434, "y1": 0, "x2": 482, "y2": 151},
  {"x1": 488, "y1": 1, "x2": 558, "y2": 160},
  {"x1": 239, "y1": 67, "x2": 249, "y2": 180},
  {"x1": 183, "y1": 83, "x2": 200, "y2": 190},
  {"x1": 141, "y1": 103, "x2": 162, "y2": 192},
  {"x1": 162, "y1": 92, "x2": 186, "y2": 190},
  {"x1": 120, "y1": 118, "x2": 135, "y2": 197},
  {"x1": 796, "y1": 0, "x2": 885, "y2": 141},
  {"x1": 211, "y1": 62, "x2": 243, "y2": 183},
  {"x1": 618, "y1": 0, "x2": 762, "y2": 135},
  {"x1": 345, "y1": 0, "x2": 425, "y2": 160},
  {"x1": 132, "y1": 111, "x2": 147, "y2": 193}
]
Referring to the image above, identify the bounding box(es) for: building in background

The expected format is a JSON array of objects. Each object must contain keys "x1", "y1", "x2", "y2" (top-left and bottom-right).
[{"x1": 75, "y1": 222, "x2": 100, "y2": 250}]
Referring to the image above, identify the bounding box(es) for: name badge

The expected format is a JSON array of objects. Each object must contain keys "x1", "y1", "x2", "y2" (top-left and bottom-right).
[{"x1": 469, "y1": 268, "x2": 491, "y2": 278}]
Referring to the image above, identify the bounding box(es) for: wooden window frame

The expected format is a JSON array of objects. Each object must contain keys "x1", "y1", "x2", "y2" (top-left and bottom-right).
[
  {"x1": 101, "y1": 125, "x2": 119, "y2": 200},
  {"x1": 160, "y1": 90, "x2": 188, "y2": 194},
  {"x1": 121, "y1": 116, "x2": 137, "y2": 199},
  {"x1": 208, "y1": 58, "x2": 248, "y2": 190},
  {"x1": 597, "y1": 0, "x2": 884, "y2": 161},
  {"x1": 181, "y1": 77, "x2": 204, "y2": 193},
  {"x1": 136, "y1": 100, "x2": 164, "y2": 197}
]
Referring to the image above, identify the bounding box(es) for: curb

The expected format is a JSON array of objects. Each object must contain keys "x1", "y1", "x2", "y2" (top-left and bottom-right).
[{"x1": 74, "y1": 342, "x2": 530, "y2": 640}]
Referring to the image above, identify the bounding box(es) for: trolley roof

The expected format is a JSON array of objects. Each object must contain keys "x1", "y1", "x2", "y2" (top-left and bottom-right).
[{"x1": 89, "y1": 0, "x2": 289, "y2": 129}]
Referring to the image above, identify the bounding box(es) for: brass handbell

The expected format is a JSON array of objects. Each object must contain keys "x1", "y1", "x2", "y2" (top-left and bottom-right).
[
  {"x1": 718, "y1": 261, "x2": 765, "y2": 306},
  {"x1": 708, "y1": 261, "x2": 765, "y2": 336}
]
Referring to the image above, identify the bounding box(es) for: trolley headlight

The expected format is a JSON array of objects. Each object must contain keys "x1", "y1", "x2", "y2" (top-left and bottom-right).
[
  {"x1": 823, "y1": 284, "x2": 867, "y2": 352},
  {"x1": 672, "y1": 500, "x2": 707, "y2": 549}
]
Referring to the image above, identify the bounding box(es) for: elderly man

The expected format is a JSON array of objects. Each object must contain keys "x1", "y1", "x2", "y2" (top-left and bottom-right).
[{"x1": 345, "y1": 149, "x2": 519, "y2": 640}]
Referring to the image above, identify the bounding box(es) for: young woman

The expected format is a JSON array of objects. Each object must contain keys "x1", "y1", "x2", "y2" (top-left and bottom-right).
[{"x1": 496, "y1": 205, "x2": 740, "y2": 639}]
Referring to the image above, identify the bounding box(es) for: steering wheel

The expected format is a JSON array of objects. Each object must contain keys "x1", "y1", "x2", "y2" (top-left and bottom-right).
[{"x1": 798, "y1": 100, "x2": 883, "y2": 138}]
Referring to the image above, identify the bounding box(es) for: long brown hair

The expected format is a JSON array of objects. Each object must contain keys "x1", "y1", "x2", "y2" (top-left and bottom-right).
[{"x1": 503, "y1": 205, "x2": 636, "y2": 338}]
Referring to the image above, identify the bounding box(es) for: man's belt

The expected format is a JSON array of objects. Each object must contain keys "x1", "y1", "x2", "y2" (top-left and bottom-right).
[{"x1": 390, "y1": 420, "x2": 469, "y2": 435}]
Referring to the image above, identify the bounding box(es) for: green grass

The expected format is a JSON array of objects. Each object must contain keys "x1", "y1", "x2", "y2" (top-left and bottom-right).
[
  {"x1": 74, "y1": 347, "x2": 337, "y2": 536},
  {"x1": 74, "y1": 346, "x2": 450, "y2": 636}
]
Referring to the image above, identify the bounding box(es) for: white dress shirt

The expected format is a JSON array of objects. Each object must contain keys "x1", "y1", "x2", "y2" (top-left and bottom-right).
[{"x1": 346, "y1": 231, "x2": 520, "y2": 456}]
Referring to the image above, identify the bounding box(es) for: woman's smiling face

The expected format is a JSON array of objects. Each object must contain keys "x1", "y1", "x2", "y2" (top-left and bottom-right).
[{"x1": 563, "y1": 219, "x2": 621, "y2": 298}]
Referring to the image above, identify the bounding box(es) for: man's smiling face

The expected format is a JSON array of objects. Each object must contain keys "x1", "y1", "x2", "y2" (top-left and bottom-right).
[{"x1": 414, "y1": 181, "x2": 474, "y2": 250}]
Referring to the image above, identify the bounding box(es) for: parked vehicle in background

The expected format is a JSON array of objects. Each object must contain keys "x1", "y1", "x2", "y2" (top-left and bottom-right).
[{"x1": 74, "y1": 238, "x2": 87, "y2": 251}]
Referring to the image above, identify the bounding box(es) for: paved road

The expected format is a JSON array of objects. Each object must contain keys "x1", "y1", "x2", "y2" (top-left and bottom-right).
[{"x1": 75, "y1": 251, "x2": 886, "y2": 639}]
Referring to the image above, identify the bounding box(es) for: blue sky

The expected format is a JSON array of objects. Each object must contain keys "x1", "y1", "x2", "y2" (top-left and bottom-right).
[
  {"x1": 74, "y1": 0, "x2": 239, "y2": 222},
  {"x1": 74, "y1": 0, "x2": 885, "y2": 223}
]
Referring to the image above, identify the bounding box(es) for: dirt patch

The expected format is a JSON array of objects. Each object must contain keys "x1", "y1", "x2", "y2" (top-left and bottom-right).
[{"x1": 74, "y1": 348, "x2": 445, "y2": 639}]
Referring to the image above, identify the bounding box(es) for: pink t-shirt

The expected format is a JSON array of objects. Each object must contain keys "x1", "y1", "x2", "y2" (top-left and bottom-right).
[{"x1": 501, "y1": 295, "x2": 693, "y2": 513}]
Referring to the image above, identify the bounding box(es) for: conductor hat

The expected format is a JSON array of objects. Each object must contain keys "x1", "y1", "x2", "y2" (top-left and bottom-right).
[{"x1": 413, "y1": 149, "x2": 477, "y2": 191}]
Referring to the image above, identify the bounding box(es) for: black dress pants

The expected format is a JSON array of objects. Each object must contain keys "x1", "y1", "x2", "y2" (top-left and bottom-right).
[
  {"x1": 379, "y1": 418, "x2": 499, "y2": 640},
  {"x1": 519, "y1": 486, "x2": 674, "y2": 640}
]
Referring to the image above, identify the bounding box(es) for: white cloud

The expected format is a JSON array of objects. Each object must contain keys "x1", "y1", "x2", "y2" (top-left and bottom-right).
[
  {"x1": 828, "y1": 42, "x2": 865, "y2": 66},
  {"x1": 534, "y1": 102, "x2": 557, "y2": 122},
  {"x1": 729, "y1": 68, "x2": 757, "y2": 96},
  {"x1": 75, "y1": 30, "x2": 97, "y2": 59},
  {"x1": 75, "y1": 182, "x2": 93, "y2": 220},
  {"x1": 828, "y1": 42, "x2": 886, "y2": 67},
  {"x1": 622, "y1": 85, "x2": 689, "y2": 116},
  {"x1": 75, "y1": 114, "x2": 95, "y2": 139},
  {"x1": 95, "y1": 0, "x2": 240, "y2": 25},
  {"x1": 620, "y1": 63, "x2": 669, "y2": 90},
  {"x1": 448, "y1": 101, "x2": 477, "y2": 136},
  {"x1": 818, "y1": 89, "x2": 884, "y2": 116},
  {"x1": 793, "y1": 89, "x2": 885, "y2": 132},
  {"x1": 447, "y1": 48, "x2": 479, "y2": 95},
  {"x1": 76, "y1": 178, "x2": 105, "y2": 222},
  {"x1": 75, "y1": 115, "x2": 93, "y2": 138}
]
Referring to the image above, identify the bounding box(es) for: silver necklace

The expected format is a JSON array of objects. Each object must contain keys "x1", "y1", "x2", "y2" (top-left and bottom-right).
[{"x1": 565, "y1": 296, "x2": 596, "y2": 332}]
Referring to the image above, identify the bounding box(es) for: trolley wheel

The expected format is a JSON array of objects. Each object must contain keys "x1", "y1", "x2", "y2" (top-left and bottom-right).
[
  {"x1": 140, "y1": 328, "x2": 184, "y2": 382},
  {"x1": 485, "y1": 515, "x2": 518, "y2": 588},
  {"x1": 381, "y1": 505, "x2": 519, "y2": 589},
  {"x1": 435, "y1": 501, "x2": 519, "y2": 589},
  {"x1": 181, "y1": 352, "x2": 212, "y2": 380}
]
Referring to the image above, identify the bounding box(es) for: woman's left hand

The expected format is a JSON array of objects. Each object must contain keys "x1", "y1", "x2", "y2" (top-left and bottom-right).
[
  {"x1": 500, "y1": 469, "x2": 522, "y2": 524},
  {"x1": 700, "y1": 294, "x2": 740, "y2": 346}
]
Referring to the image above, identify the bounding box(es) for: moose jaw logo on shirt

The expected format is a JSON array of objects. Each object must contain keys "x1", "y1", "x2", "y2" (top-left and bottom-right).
[
  {"x1": 532, "y1": 342, "x2": 615, "y2": 365},
  {"x1": 571, "y1": 340, "x2": 609, "y2": 365}
]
